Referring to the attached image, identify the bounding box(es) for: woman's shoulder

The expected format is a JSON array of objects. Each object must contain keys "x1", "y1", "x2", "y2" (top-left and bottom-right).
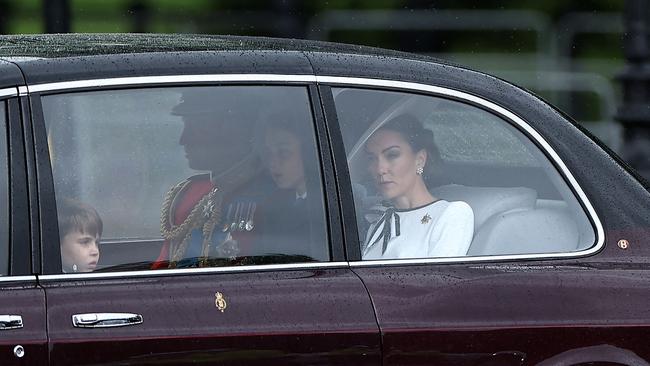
[
  {"x1": 440, "y1": 200, "x2": 474, "y2": 220},
  {"x1": 445, "y1": 200, "x2": 472, "y2": 211}
]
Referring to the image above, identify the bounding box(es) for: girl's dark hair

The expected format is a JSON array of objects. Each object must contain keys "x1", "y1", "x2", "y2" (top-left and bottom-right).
[
  {"x1": 58, "y1": 198, "x2": 103, "y2": 239},
  {"x1": 257, "y1": 108, "x2": 319, "y2": 188},
  {"x1": 379, "y1": 114, "x2": 441, "y2": 186}
]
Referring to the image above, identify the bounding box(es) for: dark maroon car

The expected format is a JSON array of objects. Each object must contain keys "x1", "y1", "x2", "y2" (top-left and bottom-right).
[{"x1": 0, "y1": 34, "x2": 648, "y2": 365}]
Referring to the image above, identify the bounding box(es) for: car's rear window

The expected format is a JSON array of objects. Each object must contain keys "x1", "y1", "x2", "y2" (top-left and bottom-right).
[{"x1": 333, "y1": 87, "x2": 595, "y2": 261}]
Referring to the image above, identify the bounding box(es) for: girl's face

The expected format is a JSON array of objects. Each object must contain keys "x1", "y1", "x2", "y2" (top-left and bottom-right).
[
  {"x1": 365, "y1": 129, "x2": 426, "y2": 201},
  {"x1": 263, "y1": 129, "x2": 306, "y2": 193},
  {"x1": 60, "y1": 230, "x2": 100, "y2": 272}
]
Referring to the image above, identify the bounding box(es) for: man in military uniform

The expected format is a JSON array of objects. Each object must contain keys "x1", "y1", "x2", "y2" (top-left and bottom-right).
[{"x1": 152, "y1": 88, "x2": 268, "y2": 269}]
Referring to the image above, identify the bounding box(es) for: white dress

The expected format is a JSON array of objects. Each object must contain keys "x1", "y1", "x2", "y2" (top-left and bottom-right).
[{"x1": 362, "y1": 200, "x2": 474, "y2": 260}]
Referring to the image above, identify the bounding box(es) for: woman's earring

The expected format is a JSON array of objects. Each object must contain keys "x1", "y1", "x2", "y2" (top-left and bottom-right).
[
  {"x1": 416, "y1": 166, "x2": 424, "y2": 175},
  {"x1": 72, "y1": 264, "x2": 78, "y2": 272}
]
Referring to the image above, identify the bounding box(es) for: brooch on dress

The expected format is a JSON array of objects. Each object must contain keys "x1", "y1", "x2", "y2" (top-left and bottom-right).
[{"x1": 421, "y1": 213, "x2": 431, "y2": 224}]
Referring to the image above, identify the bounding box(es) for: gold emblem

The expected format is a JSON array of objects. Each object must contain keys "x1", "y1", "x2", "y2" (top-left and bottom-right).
[
  {"x1": 215, "y1": 292, "x2": 227, "y2": 313},
  {"x1": 421, "y1": 213, "x2": 431, "y2": 224}
]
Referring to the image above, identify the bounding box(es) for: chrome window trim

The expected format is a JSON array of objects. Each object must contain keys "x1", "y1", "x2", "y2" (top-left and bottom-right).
[
  {"x1": 349, "y1": 253, "x2": 593, "y2": 268},
  {"x1": 38, "y1": 261, "x2": 349, "y2": 281},
  {"x1": 28, "y1": 74, "x2": 317, "y2": 93},
  {"x1": 0, "y1": 276, "x2": 37, "y2": 282},
  {"x1": 27, "y1": 74, "x2": 603, "y2": 271},
  {"x1": 0, "y1": 87, "x2": 18, "y2": 98},
  {"x1": 316, "y1": 76, "x2": 605, "y2": 264}
]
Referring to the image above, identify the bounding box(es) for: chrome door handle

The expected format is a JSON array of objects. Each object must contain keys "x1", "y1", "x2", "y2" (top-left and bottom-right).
[
  {"x1": 0, "y1": 315, "x2": 23, "y2": 330},
  {"x1": 72, "y1": 313, "x2": 143, "y2": 328}
]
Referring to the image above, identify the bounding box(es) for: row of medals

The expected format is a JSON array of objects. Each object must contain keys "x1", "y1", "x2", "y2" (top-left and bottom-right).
[{"x1": 221, "y1": 202, "x2": 257, "y2": 232}]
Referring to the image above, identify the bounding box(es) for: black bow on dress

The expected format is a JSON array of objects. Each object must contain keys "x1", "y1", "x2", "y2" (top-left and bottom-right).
[{"x1": 366, "y1": 206, "x2": 401, "y2": 255}]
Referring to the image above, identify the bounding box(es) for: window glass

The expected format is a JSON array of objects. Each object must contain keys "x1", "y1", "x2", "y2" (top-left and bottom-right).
[
  {"x1": 0, "y1": 102, "x2": 8, "y2": 275},
  {"x1": 334, "y1": 87, "x2": 595, "y2": 260},
  {"x1": 43, "y1": 86, "x2": 329, "y2": 273}
]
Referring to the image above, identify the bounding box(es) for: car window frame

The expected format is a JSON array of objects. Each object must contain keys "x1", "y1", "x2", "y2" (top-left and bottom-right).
[
  {"x1": 28, "y1": 75, "x2": 347, "y2": 278},
  {"x1": 0, "y1": 88, "x2": 34, "y2": 279},
  {"x1": 317, "y1": 76, "x2": 604, "y2": 266}
]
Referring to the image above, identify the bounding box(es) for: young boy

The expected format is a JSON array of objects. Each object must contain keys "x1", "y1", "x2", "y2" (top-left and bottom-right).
[{"x1": 58, "y1": 198, "x2": 103, "y2": 273}]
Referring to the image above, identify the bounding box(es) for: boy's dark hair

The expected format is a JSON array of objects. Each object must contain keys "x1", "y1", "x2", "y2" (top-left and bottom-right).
[{"x1": 58, "y1": 198, "x2": 103, "y2": 239}]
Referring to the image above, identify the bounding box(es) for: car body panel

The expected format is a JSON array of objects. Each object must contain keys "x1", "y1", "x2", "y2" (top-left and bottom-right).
[
  {"x1": 352, "y1": 264, "x2": 650, "y2": 364},
  {"x1": 42, "y1": 267, "x2": 380, "y2": 365},
  {"x1": 0, "y1": 280, "x2": 48, "y2": 366}
]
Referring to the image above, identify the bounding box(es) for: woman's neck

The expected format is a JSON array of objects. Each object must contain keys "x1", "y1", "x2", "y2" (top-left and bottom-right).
[{"x1": 392, "y1": 181, "x2": 435, "y2": 209}]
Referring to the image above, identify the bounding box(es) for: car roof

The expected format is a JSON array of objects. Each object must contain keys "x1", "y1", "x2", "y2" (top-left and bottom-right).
[
  {"x1": 0, "y1": 33, "x2": 484, "y2": 95},
  {"x1": 0, "y1": 33, "x2": 445, "y2": 62},
  {"x1": 0, "y1": 33, "x2": 469, "y2": 87}
]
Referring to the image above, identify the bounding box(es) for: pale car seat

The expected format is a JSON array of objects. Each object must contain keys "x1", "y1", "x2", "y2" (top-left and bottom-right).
[
  {"x1": 430, "y1": 184, "x2": 537, "y2": 231},
  {"x1": 430, "y1": 184, "x2": 580, "y2": 256},
  {"x1": 469, "y1": 208, "x2": 580, "y2": 255}
]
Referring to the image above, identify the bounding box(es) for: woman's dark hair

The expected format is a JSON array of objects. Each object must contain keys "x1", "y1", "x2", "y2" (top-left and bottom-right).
[{"x1": 378, "y1": 114, "x2": 441, "y2": 186}]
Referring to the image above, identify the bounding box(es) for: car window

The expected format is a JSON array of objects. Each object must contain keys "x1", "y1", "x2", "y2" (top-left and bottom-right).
[
  {"x1": 333, "y1": 87, "x2": 595, "y2": 260},
  {"x1": 42, "y1": 85, "x2": 329, "y2": 273},
  {"x1": 0, "y1": 102, "x2": 8, "y2": 275}
]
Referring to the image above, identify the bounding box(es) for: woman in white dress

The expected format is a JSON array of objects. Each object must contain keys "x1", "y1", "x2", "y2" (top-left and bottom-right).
[{"x1": 362, "y1": 115, "x2": 474, "y2": 260}]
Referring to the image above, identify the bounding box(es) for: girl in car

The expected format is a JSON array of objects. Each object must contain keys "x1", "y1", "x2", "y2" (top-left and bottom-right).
[
  {"x1": 256, "y1": 109, "x2": 326, "y2": 261},
  {"x1": 58, "y1": 198, "x2": 102, "y2": 272},
  {"x1": 362, "y1": 114, "x2": 474, "y2": 259}
]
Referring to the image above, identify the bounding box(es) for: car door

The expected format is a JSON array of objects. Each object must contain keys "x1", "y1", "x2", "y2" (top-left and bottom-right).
[
  {"x1": 0, "y1": 85, "x2": 48, "y2": 365},
  {"x1": 31, "y1": 79, "x2": 380, "y2": 365},
  {"x1": 325, "y1": 81, "x2": 650, "y2": 365}
]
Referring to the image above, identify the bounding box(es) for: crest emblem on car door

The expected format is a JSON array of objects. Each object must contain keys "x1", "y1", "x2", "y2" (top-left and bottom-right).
[{"x1": 215, "y1": 292, "x2": 227, "y2": 312}]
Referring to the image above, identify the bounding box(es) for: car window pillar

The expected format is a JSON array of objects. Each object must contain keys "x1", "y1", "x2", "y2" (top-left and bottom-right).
[
  {"x1": 309, "y1": 84, "x2": 345, "y2": 262},
  {"x1": 25, "y1": 94, "x2": 60, "y2": 275},
  {"x1": 317, "y1": 84, "x2": 361, "y2": 261},
  {"x1": 8, "y1": 97, "x2": 31, "y2": 275}
]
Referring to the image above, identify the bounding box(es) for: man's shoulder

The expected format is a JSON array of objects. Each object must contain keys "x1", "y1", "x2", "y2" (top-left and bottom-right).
[
  {"x1": 171, "y1": 173, "x2": 214, "y2": 202},
  {"x1": 186, "y1": 173, "x2": 211, "y2": 182}
]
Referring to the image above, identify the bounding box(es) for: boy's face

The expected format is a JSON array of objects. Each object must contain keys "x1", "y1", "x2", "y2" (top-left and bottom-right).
[{"x1": 60, "y1": 230, "x2": 100, "y2": 272}]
